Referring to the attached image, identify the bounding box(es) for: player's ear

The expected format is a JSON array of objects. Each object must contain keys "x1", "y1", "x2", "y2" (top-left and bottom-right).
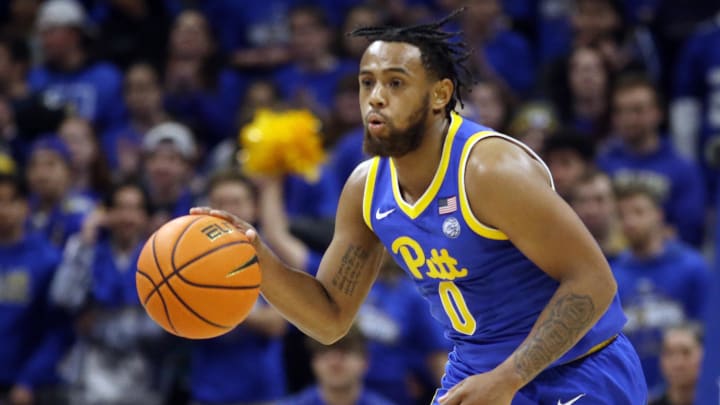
[{"x1": 431, "y1": 78, "x2": 453, "y2": 113}]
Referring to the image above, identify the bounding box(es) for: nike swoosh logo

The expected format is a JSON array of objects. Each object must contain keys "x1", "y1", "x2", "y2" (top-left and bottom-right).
[
  {"x1": 375, "y1": 208, "x2": 395, "y2": 220},
  {"x1": 226, "y1": 255, "x2": 259, "y2": 277},
  {"x1": 558, "y1": 394, "x2": 586, "y2": 405}
]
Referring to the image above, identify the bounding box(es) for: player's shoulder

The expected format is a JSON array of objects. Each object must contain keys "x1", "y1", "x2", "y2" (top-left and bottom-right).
[{"x1": 465, "y1": 135, "x2": 543, "y2": 182}]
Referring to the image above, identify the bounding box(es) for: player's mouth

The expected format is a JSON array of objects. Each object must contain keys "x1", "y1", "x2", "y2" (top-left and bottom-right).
[{"x1": 366, "y1": 112, "x2": 387, "y2": 135}]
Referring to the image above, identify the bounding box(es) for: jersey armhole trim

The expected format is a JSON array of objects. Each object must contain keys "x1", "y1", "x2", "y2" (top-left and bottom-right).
[
  {"x1": 458, "y1": 131, "x2": 555, "y2": 240},
  {"x1": 362, "y1": 157, "x2": 380, "y2": 231},
  {"x1": 458, "y1": 132, "x2": 510, "y2": 240}
]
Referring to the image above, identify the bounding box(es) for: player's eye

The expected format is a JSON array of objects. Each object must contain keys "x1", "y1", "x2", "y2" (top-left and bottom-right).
[
  {"x1": 360, "y1": 78, "x2": 373, "y2": 88},
  {"x1": 389, "y1": 78, "x2": 403, "y2": 88}
]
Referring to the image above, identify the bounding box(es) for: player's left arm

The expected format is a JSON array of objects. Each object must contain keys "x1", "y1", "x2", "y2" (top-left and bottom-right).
[{"x1": 440, "y1": 138, "x2": 617, "y2": 404}]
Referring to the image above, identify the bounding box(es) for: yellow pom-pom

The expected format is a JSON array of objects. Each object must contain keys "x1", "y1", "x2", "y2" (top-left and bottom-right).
[{"x1": 239, "y1": 109, "x2": 326, "y2": 182}]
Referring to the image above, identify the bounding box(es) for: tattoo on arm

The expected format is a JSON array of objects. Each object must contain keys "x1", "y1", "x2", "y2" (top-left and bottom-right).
[
  {"x1": 512, "y1": 293, "x2": 596, "y2": 382},
  {"x1": 331, "y1": 245, "x2": 369, "y2": 296}
]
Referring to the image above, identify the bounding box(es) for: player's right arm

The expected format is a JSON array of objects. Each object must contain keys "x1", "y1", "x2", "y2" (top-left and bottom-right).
[{"x1": 191, "y1": 161, "x2": 385, "y2": 344}]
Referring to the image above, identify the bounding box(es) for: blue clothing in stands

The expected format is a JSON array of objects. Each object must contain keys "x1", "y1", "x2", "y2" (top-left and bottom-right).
[
  {"x1": 612, "y1": 240, "x2": 711, "y2": 395},
  {"x1": 283, "y1": 168, "x2": 339, "y2": 219},
  {"x1": 673, "y1": 17, "x2": 720, "y2": 199},
  {"x1": 91, "y1": 238, "x2": 143, "y2": 308},
  {"x1": 274, "y1": 60, "x2": 357, "y2": 112},
  {"x1": 357, "y1": 276, "x2": 450, "y2": 405},
  {"x1": 695, "y1": 180, "x2": 720, "y2": 405},
  {"x1": 28, "y1": 193, "x2": 94, "y2": 248},
  {"x1": 101, "y1": 124, "x2": 143, "y2": 170},
  {"x1": 164, "y1": 69, "x2": 248, "y2": 147},
  {"x1": 200, "y1": 0, "x2": 297, "y2": 52},
  {"x1": 481, "y1": 29, "x2": 536, "y2": 96},
  {"x1": 278, "y1": 385, "x2": 396, "y2": 405},
  {"x1": 0, "y1": 234, "x2": 68, "y2": 388},
  {"x1": 597, "y1": 137, "x2": 706, "y2": 246},
  {"x1": 28, "y1": 62, "x2": 126, "y2": 132},
  {"x1": 329, "y1": 127, "x2": 366, "y2": 192},
  {"x1": 190, "y1": 300, "x2": 285, "y2": 403},
  {"x1": 149, "y1": 188, "x2": 194, "y2": 221}
]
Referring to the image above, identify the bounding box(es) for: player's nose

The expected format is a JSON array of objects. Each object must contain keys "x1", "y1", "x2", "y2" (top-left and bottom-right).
[{"x1": 368, "y1": 85, "x2": 386, "y2": 109}]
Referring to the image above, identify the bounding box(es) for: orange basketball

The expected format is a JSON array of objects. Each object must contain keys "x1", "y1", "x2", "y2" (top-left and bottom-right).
[{"x1": 136, "y1": 214, "x2": 261, "y2": 339}]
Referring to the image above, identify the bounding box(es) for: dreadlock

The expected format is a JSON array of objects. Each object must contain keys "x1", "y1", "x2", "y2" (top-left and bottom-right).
[{"x1": 349, "y1": 8, "x2": 473, "y2": 116}]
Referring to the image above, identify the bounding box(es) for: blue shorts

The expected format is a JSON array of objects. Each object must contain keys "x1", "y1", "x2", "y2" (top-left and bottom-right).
[{"x1": 432, "y1": 334, "x2": 647, "y2": 404}]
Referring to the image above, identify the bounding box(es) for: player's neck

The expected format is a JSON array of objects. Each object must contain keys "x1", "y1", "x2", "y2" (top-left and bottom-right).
[
  {"x1": 319, "y1": 382, "x2": 362, "y2": 405},
  {"x1": 391, "y1": 117, "x2": 449, "y2": 204}
]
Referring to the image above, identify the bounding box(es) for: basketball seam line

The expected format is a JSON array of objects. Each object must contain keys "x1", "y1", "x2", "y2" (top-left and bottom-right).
[
  {"x1": 149, "y1": 233, "x2": 178, "y2": 333},
  {"x1": 137, "y1": 267, "x2": 176, "y2": 333},
  {"x1": 152, "y1": 230, "x2": 233, "y2": 330},
  {"x1": 143, "y1": 239, "x2": 253, "y2": 304}
]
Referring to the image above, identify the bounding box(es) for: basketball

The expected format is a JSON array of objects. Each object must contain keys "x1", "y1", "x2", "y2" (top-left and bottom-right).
[{"x1": 136, "y1": 214, "x2": 261, "y2": 339}]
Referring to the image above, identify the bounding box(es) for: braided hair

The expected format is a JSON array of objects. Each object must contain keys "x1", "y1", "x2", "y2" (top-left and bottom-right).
[{"x1": 349, "y1": 8, "x2": 473, "y2": 116}]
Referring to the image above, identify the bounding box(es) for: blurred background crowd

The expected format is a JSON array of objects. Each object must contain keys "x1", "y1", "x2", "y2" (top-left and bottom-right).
[{"x1": 0, "y1": 0, "x2": 718, "y2": 404}]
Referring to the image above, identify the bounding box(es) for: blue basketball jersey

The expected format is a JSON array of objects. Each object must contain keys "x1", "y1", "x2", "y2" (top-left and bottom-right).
[{"x1": 362, "y1": 113, "x2": 627, "y2": 374}]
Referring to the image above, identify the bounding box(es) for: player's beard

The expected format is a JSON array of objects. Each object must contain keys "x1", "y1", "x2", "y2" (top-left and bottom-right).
[{"x1": 363, "y1": 96, "x2": 430, "y2": 158}]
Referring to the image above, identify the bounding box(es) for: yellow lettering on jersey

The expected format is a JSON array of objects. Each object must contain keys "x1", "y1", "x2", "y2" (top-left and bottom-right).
[
  {"x1": 391, "y1": 236, "x2": 468, "y2": 280},
  {"x1": 391, "y1": 236, "x2": 425, "y2": 279}
]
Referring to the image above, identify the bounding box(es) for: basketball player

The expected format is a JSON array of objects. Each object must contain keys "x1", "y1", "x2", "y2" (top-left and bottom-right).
[{"x1": 193, "y1": 10, "x2": 647, "y2": 404}]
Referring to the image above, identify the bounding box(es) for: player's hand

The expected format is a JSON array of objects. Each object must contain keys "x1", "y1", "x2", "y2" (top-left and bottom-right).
[
  {"x1": 437, "y1": 370, "x2": 518, "y2": 405},
  {"x1": 189, "y1": 207, "x2": 261, "y2": 248}
]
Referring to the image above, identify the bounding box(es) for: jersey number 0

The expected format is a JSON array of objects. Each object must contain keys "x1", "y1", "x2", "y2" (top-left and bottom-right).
[{"x1": 438, "y1": 281, "x2": 476, "y2": 335}]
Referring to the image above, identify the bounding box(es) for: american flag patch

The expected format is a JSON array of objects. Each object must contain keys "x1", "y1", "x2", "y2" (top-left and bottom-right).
[{"x1": 438, "y1": 196, "x2": 457, "y2": 215}]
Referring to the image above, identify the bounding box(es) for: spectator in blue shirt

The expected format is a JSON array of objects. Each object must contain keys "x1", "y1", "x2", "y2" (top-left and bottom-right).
[
  {"x1": 612, "y1": 182, "x2": 711, "y2": 395},
  {"x1": 0, "y1": 174, "x2": 68, "y2": 405},
  {"x1": 460, "y1": 0, "x2": 535, "y2": 97},
  {"x1": 274, "y1": 5, "x2": 356, "y2": 120},
  {"x1": 28, "y1": 0, "x2": 126, "y2": 133},
  {"x1": 50, "y1": 180, "x2": 169, "y2": 405},
  {"x1": 547, "y1": 44, "x2": 613, "y2": 140},
  {"x1": 671, "y1": 12, "x2": 720, "y2": 200},
  {"x1": 57, "y1": 116, "x2": 111, "y2": 199},
  {"x1": 278, "y1": 325, "x2": 396, "y2": 405},
  {"x1": 163, "y1": 10, "x2": 248, "y2": 149},
  {"x1": 202, "y1": 0, "x2": 294, "y2": 69},
  {"x1": 102, "y1": 63, "x2": 171, "y2": 177},
  {"x1": 141, "y1": 122, "x2": 197, "y2": 230},
  {"x1": 25, "y1": 136, "x2": 94, "y2": 247},
  {"x1": 598, "y1": 74, "x2": 706, "y2": 246}
]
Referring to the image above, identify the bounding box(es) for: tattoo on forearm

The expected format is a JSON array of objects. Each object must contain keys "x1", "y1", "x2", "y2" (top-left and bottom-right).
[
  {"x1": 331, "y1": 245, "x2": 369, "y2": 296},
  {"x1": 513, "y1": 293, "x2": 596, "y2": 382}
]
